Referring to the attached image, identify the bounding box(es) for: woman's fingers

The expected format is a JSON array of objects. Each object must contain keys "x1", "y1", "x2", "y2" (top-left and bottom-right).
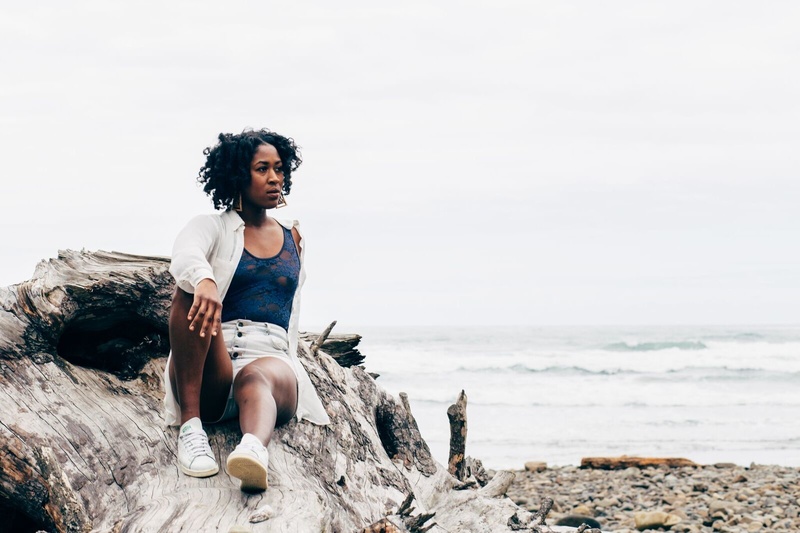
[
  {"x1": 211, "y1": 307, "x2": 222, "y2": 337},
  {"x1": 187, "y1": 299, "x2": 200, "y2": 323},
  {"x1": 188, "y1": 298, "x2": 222, "y2": 337},
  {"x1": 188, "y1": 298, "x2": 207, "y2": 333},
  {"x1": 200, "y1": 302, "x2": 216, "y2": 337},
  {"x1": 188, "y1": 280, "x2": 222, "y2": 337}
]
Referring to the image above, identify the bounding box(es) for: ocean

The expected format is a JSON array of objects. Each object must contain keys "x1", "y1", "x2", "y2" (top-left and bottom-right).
[{"x1": 355, "y1": 325, "x2": 800, "y2": 470}]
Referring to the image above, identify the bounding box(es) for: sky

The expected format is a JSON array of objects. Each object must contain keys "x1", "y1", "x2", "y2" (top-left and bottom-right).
[{"x1": 1, "y1": 1, "x2": 799, "y2": 328}]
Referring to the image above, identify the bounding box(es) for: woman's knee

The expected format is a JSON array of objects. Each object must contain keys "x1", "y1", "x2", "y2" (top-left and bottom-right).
[
  {"x1": 233, "y1": 365, "x2": 272, "y2": 396},
  {"x1": 233, "y1": 361, "x2": 296, "y2": 413}
]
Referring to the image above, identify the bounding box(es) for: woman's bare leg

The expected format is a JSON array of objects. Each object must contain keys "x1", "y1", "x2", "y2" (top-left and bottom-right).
[
  {"x1": 168, "y1": 288, "x2": 232, "y2": 423},
  {"x1": 226, "y1": 358, "x2": 297, "y2": 490},
  {"x1": 233, "y1": 358, "x2": 298, "y2": 444}
]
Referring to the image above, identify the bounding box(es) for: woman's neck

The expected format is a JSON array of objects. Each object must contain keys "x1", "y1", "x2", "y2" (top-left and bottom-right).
[{"x1": 238, "y1": 206, "x2": 269, "y2": 228}]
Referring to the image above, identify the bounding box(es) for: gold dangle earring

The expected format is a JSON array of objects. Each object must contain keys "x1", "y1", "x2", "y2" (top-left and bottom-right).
[
  {"x1": 276, "y1": 192, "x2": 287, "y2": 209},
  {"x1": 234, "y1": 192, "x2": 243, "y2": 212}
]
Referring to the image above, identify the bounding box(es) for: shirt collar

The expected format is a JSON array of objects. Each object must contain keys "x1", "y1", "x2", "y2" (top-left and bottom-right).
[{"x1": 221, "y1": 209, "x2": 295, "y2": 231}]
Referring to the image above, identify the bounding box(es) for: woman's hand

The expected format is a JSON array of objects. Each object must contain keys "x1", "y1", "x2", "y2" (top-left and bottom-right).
[{"x1": 187, "y1": 278, "x2": 222, "y2": 338}]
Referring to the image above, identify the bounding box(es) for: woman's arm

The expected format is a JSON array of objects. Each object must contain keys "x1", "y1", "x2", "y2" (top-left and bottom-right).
[
  {"x1": 169, "y1": 215, "x2": 219, "y2": 293},
  {"x1": 170, "y1": 215, "x2": 223, "y2": 337}
]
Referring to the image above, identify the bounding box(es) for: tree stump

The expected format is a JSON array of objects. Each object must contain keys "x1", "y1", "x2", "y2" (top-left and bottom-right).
[{"x1": 0, "y1": 250, "x2": 526, "y2": 532}]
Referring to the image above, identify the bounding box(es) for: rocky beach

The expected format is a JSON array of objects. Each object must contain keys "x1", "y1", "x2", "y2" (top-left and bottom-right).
[{"x1": 506, "y1": 462, "x2": 800, "y2": 532}]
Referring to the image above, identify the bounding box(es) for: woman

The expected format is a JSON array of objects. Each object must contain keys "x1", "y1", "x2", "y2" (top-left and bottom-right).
[{"x1": 163, "y1": 129, "x2": 330, "y2": 492}]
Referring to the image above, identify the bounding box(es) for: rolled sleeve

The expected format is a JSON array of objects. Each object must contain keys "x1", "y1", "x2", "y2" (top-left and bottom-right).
[{"x1": 169, "y1": 215, "x2": 219, "y2": 294}]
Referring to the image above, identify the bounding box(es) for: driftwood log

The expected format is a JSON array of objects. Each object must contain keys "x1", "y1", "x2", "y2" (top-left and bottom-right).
[
  {"x1": 300, "y1": 328, "x2": 365, "y2": 368},
  {"x1": 446, "y1": 390, "x2": 468, "y2": 480},
  {"x1": 580, "y1": 456, "x2": 698, "y2": 470},
  {"x1": 0, "y1": 250, "x2": 528, "y2": 533}
]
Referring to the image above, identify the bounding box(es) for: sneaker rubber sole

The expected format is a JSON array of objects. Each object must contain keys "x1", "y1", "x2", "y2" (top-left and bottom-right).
[
  {"x1": 180, "y1": 463, "x2": 219, "y2": 478},
  {"x1": 227, "y1": 454, "x2": 268, "y2": 491}
]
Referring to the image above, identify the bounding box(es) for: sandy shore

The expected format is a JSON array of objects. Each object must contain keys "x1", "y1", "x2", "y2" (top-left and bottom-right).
[{"x1": 506, "y1": 463, "x2": 799, "y2": 532}]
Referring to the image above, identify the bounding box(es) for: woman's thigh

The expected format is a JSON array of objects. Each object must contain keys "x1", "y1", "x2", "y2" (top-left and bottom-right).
[
  {"x1": 198, "y1": 333, "x2": 234, "y2": 421},
  {"x1": 233, "y1": 357, "x2": 298, "y2": 425},
  {"x1": 168, "y1": 329, "x2": 233, "y2": 423}
]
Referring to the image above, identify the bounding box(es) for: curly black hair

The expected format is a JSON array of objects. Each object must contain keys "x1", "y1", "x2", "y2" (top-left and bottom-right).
[{"x1": 198, "y1": 128, "x2": 302, "y2": 210}]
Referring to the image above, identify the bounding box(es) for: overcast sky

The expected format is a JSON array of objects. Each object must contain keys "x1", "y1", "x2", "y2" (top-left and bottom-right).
[{"x1": 1, "y1": 1, "x2": 798, "y2": 327}]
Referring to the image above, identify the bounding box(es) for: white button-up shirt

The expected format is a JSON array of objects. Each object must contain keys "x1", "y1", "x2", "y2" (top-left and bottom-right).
[{"x1": 165, "y1": 210, "x2": 330, "y2": 426}]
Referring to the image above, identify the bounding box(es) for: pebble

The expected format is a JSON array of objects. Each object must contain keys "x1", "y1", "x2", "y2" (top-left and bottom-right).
[
  {"x1": 525, "y1": 461, "x2": 548, "y2": 472},
  {"x1": 248, "y1": 504, "x2": 275, "y2": 523},
  {"x1": 507, "y1": 464, "x2": 800, "y2": 532},
  {"x1": 634, "y1": 511, "x2": 681, "y2": 530}
]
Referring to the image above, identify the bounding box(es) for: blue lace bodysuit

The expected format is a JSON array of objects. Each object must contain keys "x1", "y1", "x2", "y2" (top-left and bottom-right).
[{"x1": 220, "y1": 225, "x2": 299, "y2": 330}]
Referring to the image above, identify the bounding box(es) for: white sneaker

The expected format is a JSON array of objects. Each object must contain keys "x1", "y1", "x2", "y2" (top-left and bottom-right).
[
  {"x1": 227, "y1": 434, "x2": 269, "y2": 491},
  {"x1": 177, "y1": 417, "x2": 219, "y2": 478}
]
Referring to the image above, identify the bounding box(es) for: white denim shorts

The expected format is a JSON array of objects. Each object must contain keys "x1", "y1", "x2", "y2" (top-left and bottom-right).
[{"x1": 163, "y1": 319, "x2": 299, "y2": 424}]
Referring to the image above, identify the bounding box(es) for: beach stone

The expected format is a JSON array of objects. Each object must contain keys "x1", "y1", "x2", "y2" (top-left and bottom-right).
[
  {"x1": 662, "y1": 494, "x2": 677, "y2": 505},
  {"x1": 670, "y1": 509, "x2": 689, "y2": 521},
  {"x1": 507, "y1": 464, "x2": 800, "y2": 533},
  {"x1": 634, "y1": 511, "x2": 682, "y2": 530},
  {"x1": 596, "y1": 497, "x2": 620, "y2": 508},
  {"x1": 573, "y1": 504, "x2": 594, "y2": 516},
  {"x1": 555, "y1": 515, "x2": 602, "y2": 529},
  {"x1": 524, "y1": 461, "x2": 547, "y2": 473},
  {"x1": 709, "y1": 499, "x2": 743, "y2": 514}
]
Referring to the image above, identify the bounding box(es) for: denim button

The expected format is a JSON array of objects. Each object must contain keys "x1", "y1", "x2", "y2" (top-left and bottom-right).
[
  {"x1": 237, "y1": 322, "x2": 243, "y2": 327},
  {"x1": 237, "y1": 332, "x2": 243, "y2": 337}
]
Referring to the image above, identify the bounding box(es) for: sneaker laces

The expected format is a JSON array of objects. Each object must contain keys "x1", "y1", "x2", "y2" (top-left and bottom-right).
[{"x1": 180, "y1": 430, "x2": 213, "y2": 458}]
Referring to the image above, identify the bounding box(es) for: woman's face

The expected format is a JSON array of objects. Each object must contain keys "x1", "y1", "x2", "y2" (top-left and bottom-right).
[{"x1": 244, "y1": 143, "x2": 284, "y2": 209}]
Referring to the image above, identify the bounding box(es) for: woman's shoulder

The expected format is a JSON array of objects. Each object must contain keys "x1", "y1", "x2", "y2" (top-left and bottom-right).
[
  {"x1": 180, "y1": 212, "x2": 219, "y2": 232},
  {"x1": 274, "y1": 218, "x2": 304, "y2": 251},
  {"x1": 274, "y1": 218, "x2": 300, "y2": 230},
  {"x1": 183, "y1": 210, "x2": 242, "y2": 231}
]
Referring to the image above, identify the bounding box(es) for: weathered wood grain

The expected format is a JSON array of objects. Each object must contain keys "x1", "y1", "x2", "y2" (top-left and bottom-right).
[
  {"x1": 446, "y1": 390, "x2": 467, "y2": 481},
  {"x1": 0, "y1": 250, "x2": 530, "y2": 532}
]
